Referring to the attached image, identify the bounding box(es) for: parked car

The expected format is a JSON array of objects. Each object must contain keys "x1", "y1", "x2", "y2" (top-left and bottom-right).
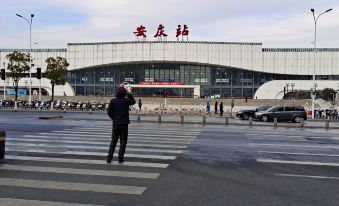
[
  {"x1": 255, "y1": 105, "x2": 307, "y2": 122},
  {"x1": 236, "y1": 105, "x2": 273, "y2": 120}
]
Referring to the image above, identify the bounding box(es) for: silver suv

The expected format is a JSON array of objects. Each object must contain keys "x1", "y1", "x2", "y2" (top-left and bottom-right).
[{"x1": 255, "y1": 105, "x2": 307, "y2": 122}]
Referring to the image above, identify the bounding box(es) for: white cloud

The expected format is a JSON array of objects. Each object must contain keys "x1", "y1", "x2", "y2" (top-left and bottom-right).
[{"x1": 1, "y1": 0, "x2": 339, "y2": 48}]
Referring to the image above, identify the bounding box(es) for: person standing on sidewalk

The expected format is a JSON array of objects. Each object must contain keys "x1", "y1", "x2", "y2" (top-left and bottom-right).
[
  {"x1": 138, "y1": 99, "x2": 142, "y2": 111},
  {"x1": 107, "y1": 85, "x2": 136, "y2": 163},
  {"x1": 219, "y1": 102, "x2": 224, "y2": 116}
]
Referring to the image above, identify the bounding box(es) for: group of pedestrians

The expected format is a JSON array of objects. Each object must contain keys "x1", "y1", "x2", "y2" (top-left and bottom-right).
[
  {"x1": 206, "y1": 100, "x2": 224, "y2": 116},
  {"x1": 314, "y1": 108, "x2": 339, "y2": 120}
]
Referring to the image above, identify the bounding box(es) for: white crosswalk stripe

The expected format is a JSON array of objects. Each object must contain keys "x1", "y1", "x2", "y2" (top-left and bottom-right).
[
  {"x1": 2, "y1": 124, "x2": 201, "y2": 202},
  {"x1": 37, "y1": 133, "x2": 195, "y2": 142},
  {"x1": 5, "y1": 155, "x2": 169, "y2": 168},
  {"x1": 0, "y1": 178, "x2": 147, "y2": 195},
  {"x1": 6, "y1": 142, "x2": 183, "y2": 154},
  {"x1": 0, "y1": 164, "x2": 160, "y2": 179},
  {"x1": 48, "y1": 131, "x2": 197, "y2": 139},
  {"x1": 7, "y1": 138, "x2": 188, "y2": 149},
  {"x1": 64, "y1": 128, "x2": 201, "y2": 135},
  {"x1": 6, "y1": 148, "x2": 178, "y2": 160},
  {"x1": 21, "y1": 135, "x2": 193, "y2": 145}
]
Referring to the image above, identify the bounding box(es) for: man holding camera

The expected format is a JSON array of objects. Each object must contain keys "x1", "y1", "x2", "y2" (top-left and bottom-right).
[{"x1": 107, "y1": 83, "x2": 136, "y2": 163}]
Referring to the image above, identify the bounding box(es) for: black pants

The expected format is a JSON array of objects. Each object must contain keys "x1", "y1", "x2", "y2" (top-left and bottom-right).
[{"x1": 107, "y1": 124, "x2": 128, "y2": 160}]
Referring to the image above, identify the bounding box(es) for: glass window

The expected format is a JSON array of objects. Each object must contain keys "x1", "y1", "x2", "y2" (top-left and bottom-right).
[{"x1": 285, "y1": 106, "x2": 295, "y2": 111}]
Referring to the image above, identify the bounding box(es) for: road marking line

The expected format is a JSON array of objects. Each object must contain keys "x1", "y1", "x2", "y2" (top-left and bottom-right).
[
  {"x1": 276, "y1": 173, "x2": 339, "y2": 180},
  {"x1": 6, "y1": 149, "x2": 177, "y2": 160},
  {"x1": 37, "y1": 133, "x2": 195, "y2": 142},
  {"x1": 7, "y1": 138, "x2": 187, "y2": 149},
  {"x1": 257, "y1": 158, "x2": 339, "y2": 167},
  {"x1": 50, "y1": 131, "x2": 196, "y2": 139},
  {"x1": 250, "y1": 143, "x2": 339, "y2": 149},
  {"x1": 6, "y1": 143, "x2": 183, "y2": 154},
  {"x1": 23, "y1": 135, "x2": 193, "y2": 144},
  {"x1": 0, "y1": 178, "x2": 146, "y2": 195},
  {"x1": 250, "y1": 138, "x2": 307, "y2": 142},
  {"x1": 0, "y1": 165, "x2": 159, "y2": 179},
  {"x1": 306, "y1": 137, "x2": 331, "y2": 139},
  {"x1": 91, "y1": 127, "x2": 202, "y2": 132},
  {"x1": 5, "y1": 155, "x2": 168, "y2": 168},
  {"x1": 0, "y1": 198, "x2": 105, "y2": 206},
  {"x1": 21, "y1": 136, "x2": 193, "y2": 145},
  {"x1": 259, "y1": 151, "x2": 339, "y2": 157},
  {"x1": 64, "y1": 128, "x2": 200, "y2": 135}
]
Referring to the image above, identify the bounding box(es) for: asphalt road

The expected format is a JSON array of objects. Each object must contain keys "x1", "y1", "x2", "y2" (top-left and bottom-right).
[{"x1": 0, "y1": 111, "x2": 338, "y2": 206}]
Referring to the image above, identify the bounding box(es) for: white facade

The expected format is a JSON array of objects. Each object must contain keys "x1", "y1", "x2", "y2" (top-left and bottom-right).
[
  {"x1": 1, "y1": 41, "x2": 339, "y2": 99},
  {"x1": 254, "y1": 80, "x2": 339, "y2": 99}
]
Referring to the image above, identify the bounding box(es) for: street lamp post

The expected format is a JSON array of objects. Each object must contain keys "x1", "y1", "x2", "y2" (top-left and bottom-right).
[
  {"x1": 286, "y1": 83, "x2": 290, "y2": 93},
  {"x1": 241, "y1": 72, "x2": 243, "y2": 98},
  {"x1": 311, "y1": 8, "x2": 332, "y2": 119},
  {"x1": 16, "y1": 13, "x2": 34, "y2": 105}
]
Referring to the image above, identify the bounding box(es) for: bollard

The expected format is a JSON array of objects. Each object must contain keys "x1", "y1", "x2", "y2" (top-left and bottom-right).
[
  {"x1": 137, "y1": 114, "x2": 141, "y2": 123},
  {"x1": 225, "y1": 117, "x2": 229, "y2": 125},
  {"x1": 149, "y1": 110, "x2": 151, "y2": 114},
  {"x1": 181, "y1": 115, "x2": 184, "y2": 124},
  {"x1": 249, "y1": 117, "x2": 253, "y2": 126},
  {"x1": 300, "y1": 118, "x2": 304, "y2": 128},
  {"x1": 158, "y1": 115, "x2": 162, "y2": 123},
  {"x1": 325, "y1": 120, "x2": 330, "y2": 129},
  {"x1": 203, "y1": 115, "x2": 206, "y2": 124},
  {"x1": 0, "y1": 131, "x2": 5, "y2": 160},
  {"x1": 273, "y1": 118, "x2": 278, "y2": 127}
]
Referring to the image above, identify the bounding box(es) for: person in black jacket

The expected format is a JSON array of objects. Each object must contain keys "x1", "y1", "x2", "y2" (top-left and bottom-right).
[
  {"x1": 138, "y1": 99, "x2": 142, "y2": 111},
  {"x1": 107, "y1": 86, "x2": 136, "y2": 163},
  {"x1": 219, "y1": 102, "x2": 224, "y2": 116}
]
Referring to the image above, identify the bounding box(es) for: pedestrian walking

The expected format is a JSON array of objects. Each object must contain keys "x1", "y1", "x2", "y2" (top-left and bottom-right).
[
  {"x1": 214, "y1": 101, "x2": 218, "y2": 114},
  {"x1": 207, "y1": 102, "x2": 210, "y2": 115},
  {"x1": 107, "y1": 85, "x2": 136, "y2": 163},
  {"x1": 138, "y1": 99, "x2": 142, "y2": 111},
  {"x1": 219, "y1": 102, "x2": 224, "y2": 116}
]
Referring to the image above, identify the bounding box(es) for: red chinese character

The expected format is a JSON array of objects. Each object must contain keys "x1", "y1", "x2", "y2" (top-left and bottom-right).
[
  {"x1": 182, "y1": 24, "x2": 189, "y2": 36},
  {"x1": 154, "y1": 24, "x2": 168, "y2": 38},
  {"x1": 176, "y1": 25, "x2": 182, "y2": 38},
  {"x1": 134, "y1": 25, "x2": 147, "y2": 38}
]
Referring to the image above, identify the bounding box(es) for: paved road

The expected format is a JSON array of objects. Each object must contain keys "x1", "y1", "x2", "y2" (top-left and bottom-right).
[{"x1": 0, "y1": 112, "x2": 339, "y2": 206}]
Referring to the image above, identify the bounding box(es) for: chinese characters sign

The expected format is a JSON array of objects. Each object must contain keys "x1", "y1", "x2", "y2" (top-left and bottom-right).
[
  {"x1": 134, "y1": 24, "x2": 189, "y2": 41},
  {"x1": 139, "y1": 82, "x2": 184, "y2": 85}
]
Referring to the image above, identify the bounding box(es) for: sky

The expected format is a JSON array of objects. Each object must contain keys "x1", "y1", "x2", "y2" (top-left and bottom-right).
[{"x1": 0, "y1": 0, "x2": 338, "y2": 49}]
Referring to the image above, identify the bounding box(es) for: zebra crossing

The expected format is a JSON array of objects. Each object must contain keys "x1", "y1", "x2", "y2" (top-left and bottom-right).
[
  {"x1": 243, "y1": 130, "x2": 339, "y2": 166},
  {"x1": 0, "y1": 123, "x2": 201, "y2": 205}
]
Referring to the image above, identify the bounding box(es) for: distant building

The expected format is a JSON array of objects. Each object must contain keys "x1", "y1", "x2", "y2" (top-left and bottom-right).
[{"x1": 1, "y1": 41, "x2": 339, "y2": 99}]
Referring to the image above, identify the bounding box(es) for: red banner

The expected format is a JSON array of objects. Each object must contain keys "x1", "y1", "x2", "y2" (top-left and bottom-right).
[{"x1": 139, "y1": 82, "x2": 184, "y2": 85}]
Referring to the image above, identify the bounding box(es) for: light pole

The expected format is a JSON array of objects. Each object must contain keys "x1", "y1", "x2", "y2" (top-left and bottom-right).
[
  {"x1": 16, "y1": 13, "x2": 34, "y2": 105},
  {"x1": 311, "y1": 8, "x2": 332, "y2": 119},
  {"x1": 291, "y1": 83, "x2": 295, "y2": 100},
  {"x1": 286, "y1": 83, "x2": 290, "y2": 94},
  {"x1": 241, "y1": 72, "x2": 243, "y2": 98},
  {"x1": 2, "y1": 63, "x2": 6, "y2": 101}
]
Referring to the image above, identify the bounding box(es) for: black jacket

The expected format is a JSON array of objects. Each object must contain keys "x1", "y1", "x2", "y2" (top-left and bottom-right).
[{"x1": 107, "y1": 92, "x2": 136, "y2": 125}]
